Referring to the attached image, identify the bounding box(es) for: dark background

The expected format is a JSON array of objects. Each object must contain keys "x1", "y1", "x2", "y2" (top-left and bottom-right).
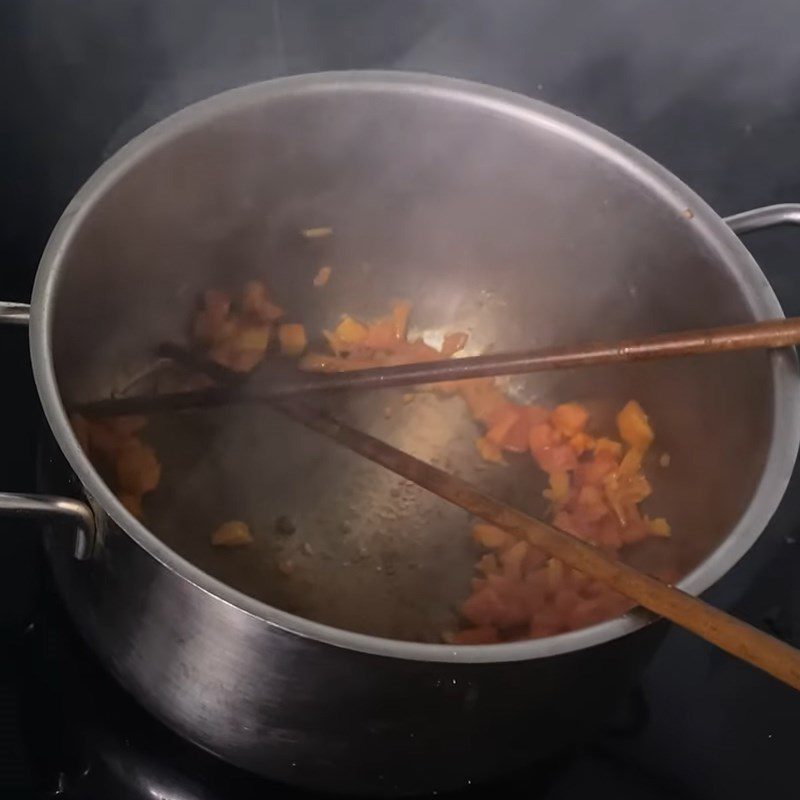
[{"x1": 2, "y1": 2, "x2": 800, "y2": 796}]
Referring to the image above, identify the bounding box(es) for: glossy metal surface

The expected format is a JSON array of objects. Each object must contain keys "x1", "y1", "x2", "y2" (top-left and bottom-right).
[
  {"x1": 0, "y1": 301, "x2": 31, "y2": 325},
  {"x1": 23, "y1": 73, "x2": 800, "y2": 793}
]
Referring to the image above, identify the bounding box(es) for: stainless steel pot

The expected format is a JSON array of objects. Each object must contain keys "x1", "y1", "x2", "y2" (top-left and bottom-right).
[{"x1": 2, "y1": 72, "x2": 800, "y2": 796}]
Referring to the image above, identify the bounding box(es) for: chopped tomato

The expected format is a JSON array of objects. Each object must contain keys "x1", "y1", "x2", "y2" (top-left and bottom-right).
[
  {"x1": 391, "y1": 300, "x2": 411, "y2": 339},
  {"x1": 211, "y1": 520, "x2": 254, "y2": 547},
  {"x1": 485, "y1": 405, "x2": 522, "y2": 447},
  {"x1": 550, "y1": 403, "x2": 589, "y2": 438},
  {"x1": 278, "y1": 323, "x2": 307, "y2": 356},
  {"x1": 500, "y1": 540, "x2": 529, "y2": 581},
  {"x1": 529, "y1": 423, "x2": 578, "y2": 473},
  {"x1": 334, "y1": 315, "x2": 369, "y2": 346},
  {"x1": 475, "y1": 436, "x2": 506, "y2": 465},
  {"x1": 313, "y1": 265, "x2": 332, "y2": 288},
  {"x1": 594, "y1": 437, "x2": 623, "y2": 458},
  {"x1": 617, "y1": 400, "x2": 654, "y2": 449},
  {"x1": 363, "y1": 318, "x2": 398, "y2": 350},
  {"x1": 472, "y1": 523, "x2": 514, "y2": 549}
]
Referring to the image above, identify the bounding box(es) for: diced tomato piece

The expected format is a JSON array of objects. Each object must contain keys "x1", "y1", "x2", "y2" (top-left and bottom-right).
[
  {"x1": 363, "y1": 318, "x2": 398, "y2": 350},
  {"x1": 595, "y1": 516, "x2": 624, "y2": 548},
  {"x1": 500, "y1": 540, "x2": 529, "y2": 581},
  {"x1": 105, "y1": 415, "x2": 148, "y2": 437},
  {"x1": 333, "y1": 315, "x2": 369, "y2": 345},
  {"x1": 523, "y1": 546, "x2": 548, "y2": 573},
  {"x1": 486, "y1": 405, "x2": 522, "y2": 447},
  {"x1": 617, "y1": 400, "x2": 654, "y2": 450},
  {"x1": 476, "y1": 553, "x2": 499, "y2": 575},
  {"x1": 618, "y1": 505, "x2": 650, "y2": 545},
  {"x1": 472, "y1": 524, "x2": 514, "y2": 550},
  {"x1": 576, "y1": 452, "x2": 618, "y2": 486},
  {"x1": 575, "y1": 485, "x2": 607, "y2": 521},
  {"x1": 569, "y1": 431, "x2": 594, "y2": 455},
  {"x1": 528, "y1": 606, "x2": 564, "y2": 638},
  {"x1": 278, "y1": 323, "x2": 307, "y2": 356},
  {"x1": 619, "y1": 446, "x2": 644, "y2": 476},
  {"x1": 553, "y1": 587, "x2": 581, "y2": 616},
  {"x1": 594, "y1": 437, "x2": 623, "y2": 458},
  {"x1": 391, "y1": 300, "x2": 411, "y2": 339},
  {"x1": 462, "y1": 582, "x2": 527, "y2": 628},
  {"x1": 543, "y1": 470, "x2": 570, "y2": 505},
  {"x1": 459, "y1": 379, "x2": 508, "y2": 424},
  {"x1": 476, "y1": 436, "x2": 506, "y2": 465},
  {"x1": 647, "y1": 516, "x2": 671, "y2": 537},
  {"x1": 550, "y1": 403, "x2": 589, "y2": 437},
  {"x1": 529, "y1": 423, "x2": 578, "y2": 473}
]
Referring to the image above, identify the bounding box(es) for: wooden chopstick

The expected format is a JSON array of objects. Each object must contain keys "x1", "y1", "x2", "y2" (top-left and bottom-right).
[
  {"x1": 72, "y1": 316, "x2": 800, "y2": 418},
  {"x1": 275, "y1": 399, "x2": 800, "y2": 692}
]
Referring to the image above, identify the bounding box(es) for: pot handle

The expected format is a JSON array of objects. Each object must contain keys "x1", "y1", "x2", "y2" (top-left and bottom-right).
[
  {"x1": 724, "y1": 203, "x2": 800, "y2": 233},
  {"x1": 0, "y1": 301, "x2": 31, "y2": 324},
  {"x1": 0, "y1": 300, "x2": 96, "y2": 558}
]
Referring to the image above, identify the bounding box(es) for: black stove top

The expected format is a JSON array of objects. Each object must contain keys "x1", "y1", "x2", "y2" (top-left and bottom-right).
[{"x1": 3, "y1": 2, "x2": 800, "y2": 797}]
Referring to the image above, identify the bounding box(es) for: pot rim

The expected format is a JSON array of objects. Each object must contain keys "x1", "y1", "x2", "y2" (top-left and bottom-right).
[{"x1": 30, "y1": 70, "x2": 800, "y2": 664}]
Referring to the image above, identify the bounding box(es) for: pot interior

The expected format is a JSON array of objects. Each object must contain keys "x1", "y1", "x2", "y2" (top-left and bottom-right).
[{"x1": 47, "y1": 78, "x2": 774, "y2": 641}]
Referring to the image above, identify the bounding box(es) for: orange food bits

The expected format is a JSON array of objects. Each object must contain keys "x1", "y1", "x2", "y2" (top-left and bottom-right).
[
  {"x1": 391, "y1": 300, "x2": 411, "y2": 339},
  {"x1": 619, "y1": 446, "x2": 644, "y2": 476},
  {"x1": 529, "y1": 423, "x2": 578, "y2": 474},
  {"x1": 500, "y1": 540, "x2": 529, "y2": 580},
  {"x1": 235, "y1": 323, "x2": 271, "y2": 352},
  {"x1": 118, "y1": 492, "x2": 143, "y2": 519},
  {"x1": 211, "y1": 520, "x2": 254, "y2": 547},
  {"x1": 594, "y1": 437, "x2": 623, "y2": 458},
  {"x1": 313, "y1": 265, "x2": 332, "y2": 288},
  {"x1": 106, "y1": 415, "x2": 148, "y2": 438},
  {"x1": 617, "y1": 400, "x2": 654, "y2": 449},
  {"x1": 569, "y1": 431, "x2": 594, "y2": 456},
  {"x1": 647, "y1": 516, "x2": 671, "y2": 537},
  {"x1": 278, "y1": 323, "x2": 307, "y2": 356},
  {"x1": 334, "y1": 315, "x2": 369, "y2": 345},
  {"x1": 242, "y1": 281, "x2": 283, "y2": 322},
  {"x1": 116, "y1": 439, "x2": 161, "y2": 495},
  {"x1": 485, "y1": 405, "x2": 522, "y2": 447},
  {"x1": 363, "y1": 318, "x2": 398, "y2": 350},
  {"x1": 472, "y1": 523, "x2": 513, "y2": 549},
  {"x1": 476, "y1": 553, "x2": 500, "y2": 576},
  {"x1": 550, "y1": 403, "x2": 589, "y2": 437},
  {"x1": 475, "y1": 436, "x2": 506, "y2": 465},
  {"x1": 543, "y1": 470, "x2": 570, "y2": 505}
]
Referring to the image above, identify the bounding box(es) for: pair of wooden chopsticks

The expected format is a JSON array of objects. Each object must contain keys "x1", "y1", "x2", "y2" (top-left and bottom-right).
[
  {"x1": 79, "y1": 317, "x2": 800, "y2": 690},
  {"x1": 75, "y1": 316, "x2": 800, "y2": 418}
]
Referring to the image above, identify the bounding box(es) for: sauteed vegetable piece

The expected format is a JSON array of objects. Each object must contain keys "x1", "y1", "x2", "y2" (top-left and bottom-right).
[
  {"x1": 212, "y1": 521, "x2": 255, "y2": 548},
  {"x1": 69, "y1": 414, "x2": 160, "y2": 520}
]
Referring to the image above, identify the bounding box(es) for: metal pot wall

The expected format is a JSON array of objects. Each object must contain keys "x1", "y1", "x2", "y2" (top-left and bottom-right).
[{"x1": 2, "y1": 72, "x2": 800, "y2": 795}]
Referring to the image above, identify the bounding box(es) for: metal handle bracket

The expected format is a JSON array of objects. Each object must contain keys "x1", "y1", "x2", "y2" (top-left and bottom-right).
[{"x1": 725, "y1": 203, "x2": 800, "y2": 234}]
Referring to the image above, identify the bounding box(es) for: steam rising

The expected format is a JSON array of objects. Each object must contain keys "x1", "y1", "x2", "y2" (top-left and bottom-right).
[{"x1": 21, "y1": 0, "x2": 800, "y2": 217}]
